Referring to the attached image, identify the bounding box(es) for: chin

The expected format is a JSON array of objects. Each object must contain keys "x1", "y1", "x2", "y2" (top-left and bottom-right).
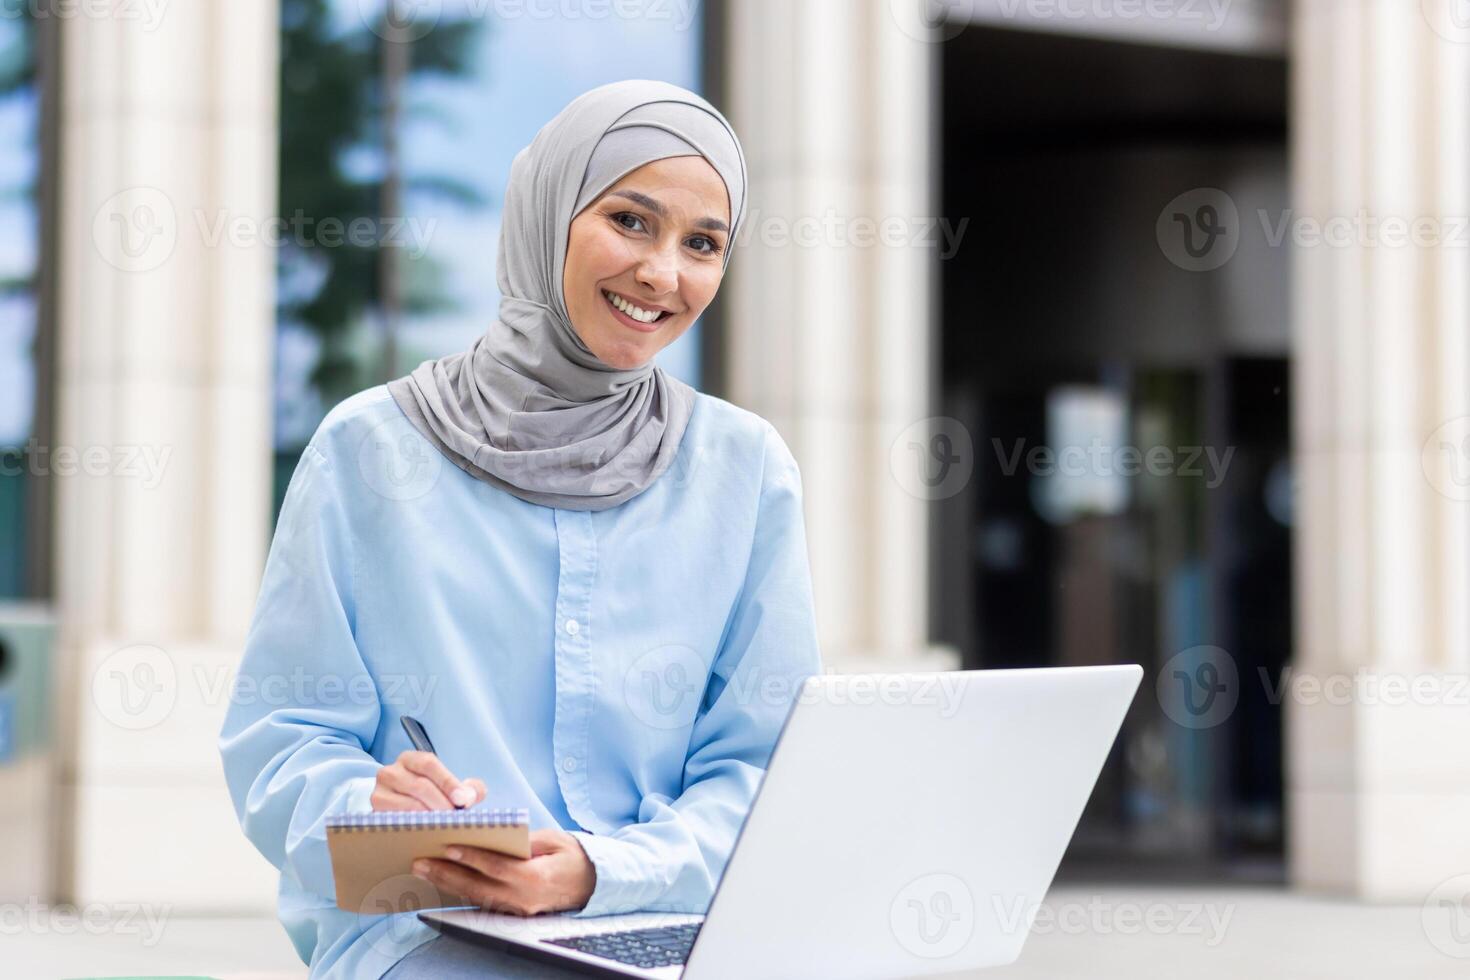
[{"x1": 592, "y1": 339, "x2": 657, "y2": 371}]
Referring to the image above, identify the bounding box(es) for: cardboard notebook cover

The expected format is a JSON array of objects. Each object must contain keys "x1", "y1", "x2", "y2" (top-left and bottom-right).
[{"x1": 326, "y1": 807, "x2": 532, "y2": 913}]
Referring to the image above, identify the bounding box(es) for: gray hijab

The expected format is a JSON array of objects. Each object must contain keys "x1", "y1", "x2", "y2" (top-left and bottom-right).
[{"x1": 387, "y1": 79, "x2": 747, "y2": 510}]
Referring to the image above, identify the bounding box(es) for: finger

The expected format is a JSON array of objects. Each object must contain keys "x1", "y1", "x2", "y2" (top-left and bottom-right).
[
  {"x1": 444, "y1": 845, "x2": 521, "y2": 881},
  {"x1": 416, "y1": 860, "x2": 536, "y2": 915},
  {"x1": 462, "y1": 778, "x2": 488, "y2": 806},
  {"x1": 382, "y1": 766, "x2": 453, "y2": 809},
  {"x1": 529, "y1": 829, "x2": 570, "y2": 857},
  {"x1": 397, "y1": 750, "x2": 471, "y2": 805},
  {"x1": 383, "y1": 766, "x2": 456, "y2": 810},
  {"x1": 370, "y1": 787, "x2": 430, "y2": 812}
]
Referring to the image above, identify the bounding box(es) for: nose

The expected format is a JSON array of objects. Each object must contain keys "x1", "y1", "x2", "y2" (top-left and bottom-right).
[{"x1": 633, "y1": 240, "x2": 680, "y2": 296}]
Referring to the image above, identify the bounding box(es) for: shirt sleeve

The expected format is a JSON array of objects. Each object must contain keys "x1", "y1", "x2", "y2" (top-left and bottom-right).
[
  {"x1": 218, "y1": 442, "x2": 384, "y2": 905},
  {"x1": 567, "y1": 422, "x2": 823, "y2": 917}
]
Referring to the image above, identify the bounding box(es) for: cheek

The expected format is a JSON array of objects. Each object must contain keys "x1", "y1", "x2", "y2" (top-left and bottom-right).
[
  {"x1": 565, "y1": 224, "x2": 615, "y2": 295},
  {"x1": 685, "y1": 268, "x2": 723, "y2": 311},
  {"x1": 576, "y1": 224, "x2": 632, "y2": 278}
]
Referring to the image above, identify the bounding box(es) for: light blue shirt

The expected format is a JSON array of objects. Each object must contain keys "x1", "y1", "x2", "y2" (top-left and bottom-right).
[{"x1": 218, "y1": 384, "x2": 823, "y2": 979}]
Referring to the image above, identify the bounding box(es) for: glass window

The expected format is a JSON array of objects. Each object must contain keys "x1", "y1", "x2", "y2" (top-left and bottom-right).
[{"x1": 0, "y1": 10, "x2": 39, "y2": 598}]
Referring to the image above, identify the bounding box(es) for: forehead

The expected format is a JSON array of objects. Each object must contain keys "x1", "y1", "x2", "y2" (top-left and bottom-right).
[{"x1": 602, "y1": 156, "x2": 731, "y2": 224}]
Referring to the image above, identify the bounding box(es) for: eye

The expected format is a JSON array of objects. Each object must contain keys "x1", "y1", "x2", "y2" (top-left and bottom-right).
[
  {"x1": 687, "y1": 235, "x2": 724, "y2": 256},
  {"x1": 611, "y1": 211, "x2": 648, "y2": 233}
]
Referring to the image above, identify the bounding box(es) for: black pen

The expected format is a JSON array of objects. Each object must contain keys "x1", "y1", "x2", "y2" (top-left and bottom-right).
[{"x1": 400, "y1": 715, "x2": 466, "y2": 809}]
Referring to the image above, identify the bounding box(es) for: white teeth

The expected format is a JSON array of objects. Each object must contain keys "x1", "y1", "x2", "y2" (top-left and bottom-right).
[{"x1": 603, "y1": 289, "x2": 662, "y2": 324}]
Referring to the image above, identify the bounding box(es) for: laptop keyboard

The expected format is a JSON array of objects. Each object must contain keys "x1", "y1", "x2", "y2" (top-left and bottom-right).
[{"x1": 544, "y1": 922, "x2": 701, "y2": 970}]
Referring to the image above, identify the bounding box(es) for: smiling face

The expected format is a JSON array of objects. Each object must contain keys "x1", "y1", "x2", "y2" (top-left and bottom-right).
[{"x1": 562, "y1": 155, "x2": 732, "y2": 370}]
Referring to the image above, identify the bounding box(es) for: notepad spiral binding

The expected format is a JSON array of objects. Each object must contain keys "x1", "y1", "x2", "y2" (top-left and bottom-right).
[{"x1": 326, "y1": 808, "x2": 530, "y2": 832}]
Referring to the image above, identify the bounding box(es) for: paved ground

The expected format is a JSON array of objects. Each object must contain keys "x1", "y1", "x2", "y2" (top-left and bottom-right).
[
  {"x1": 9, "y1": 885, "x2": 1465, "y2": 978},
  {"x1": 984, "y1": 885, "x2": 1463, "y2": 980}
]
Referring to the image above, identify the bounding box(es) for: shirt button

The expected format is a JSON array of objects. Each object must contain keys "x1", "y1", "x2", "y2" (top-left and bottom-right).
[
  {"x1": 561, "y1": 756, "x2": 578, "y2": 772},
  {"x1": 565, "y1": 618, "x2": 580, "y2": 636}
]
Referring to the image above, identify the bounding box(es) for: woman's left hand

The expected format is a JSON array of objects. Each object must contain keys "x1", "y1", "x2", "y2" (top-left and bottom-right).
[{"x1": 411, "y1": 829, "x2": 596, "y2": 916}]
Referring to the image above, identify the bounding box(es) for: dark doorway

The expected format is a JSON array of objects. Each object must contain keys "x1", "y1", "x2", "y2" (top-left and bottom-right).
[{"x1": 934, "y1": 26, "x2": 1291, "y2": 882}]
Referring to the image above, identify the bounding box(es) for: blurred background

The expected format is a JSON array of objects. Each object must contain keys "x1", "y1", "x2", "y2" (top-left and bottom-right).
[{"x1": 1, "y1": 0, "x2": 1468, "y2": 976}]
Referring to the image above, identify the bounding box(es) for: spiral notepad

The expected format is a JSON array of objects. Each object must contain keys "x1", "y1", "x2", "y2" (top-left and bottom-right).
[{"x1": 326, "y1": 807, "x2": 532, "y2": 913}]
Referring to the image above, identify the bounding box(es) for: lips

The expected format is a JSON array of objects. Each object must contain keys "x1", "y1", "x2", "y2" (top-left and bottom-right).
[{"x1": 602, "y1": 288, "x2": 672, "y2": 333}]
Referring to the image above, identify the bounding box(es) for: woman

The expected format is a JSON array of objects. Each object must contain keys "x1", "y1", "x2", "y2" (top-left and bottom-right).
[{"x1": 219, "y1": 79, "x2": 822, "y2": 979}]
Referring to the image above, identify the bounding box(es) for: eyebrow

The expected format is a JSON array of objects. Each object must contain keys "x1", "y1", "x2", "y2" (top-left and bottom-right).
[{"x1": 607, "y1": 189, "x2": 729, "y2": 234}]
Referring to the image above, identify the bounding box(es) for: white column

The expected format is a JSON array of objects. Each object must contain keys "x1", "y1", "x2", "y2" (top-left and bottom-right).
[
  {"x1": 54, "y1": 2, "x2": 280, "y2": 909},
  {"x1": 1289, "y1": 0, "x2": 1470, "y2": 901},
  {"x1": 722, "y1": 0, "x2": 957, "y2": 672}
]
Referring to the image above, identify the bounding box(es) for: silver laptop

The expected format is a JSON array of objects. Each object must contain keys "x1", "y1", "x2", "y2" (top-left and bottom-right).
[{"x1": 420, "y1": 665, "x2": 1143, "y2": 979}]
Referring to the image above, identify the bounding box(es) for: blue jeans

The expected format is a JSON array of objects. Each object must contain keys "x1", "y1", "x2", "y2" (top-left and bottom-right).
[{"x1": 381, "y1": 932, "x2": 591, "y2": 979}]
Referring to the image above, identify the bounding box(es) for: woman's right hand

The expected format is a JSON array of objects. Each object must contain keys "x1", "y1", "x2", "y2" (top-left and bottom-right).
[{"x1": 371, "y1": 750, "x2": 488, "y2": 811}]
